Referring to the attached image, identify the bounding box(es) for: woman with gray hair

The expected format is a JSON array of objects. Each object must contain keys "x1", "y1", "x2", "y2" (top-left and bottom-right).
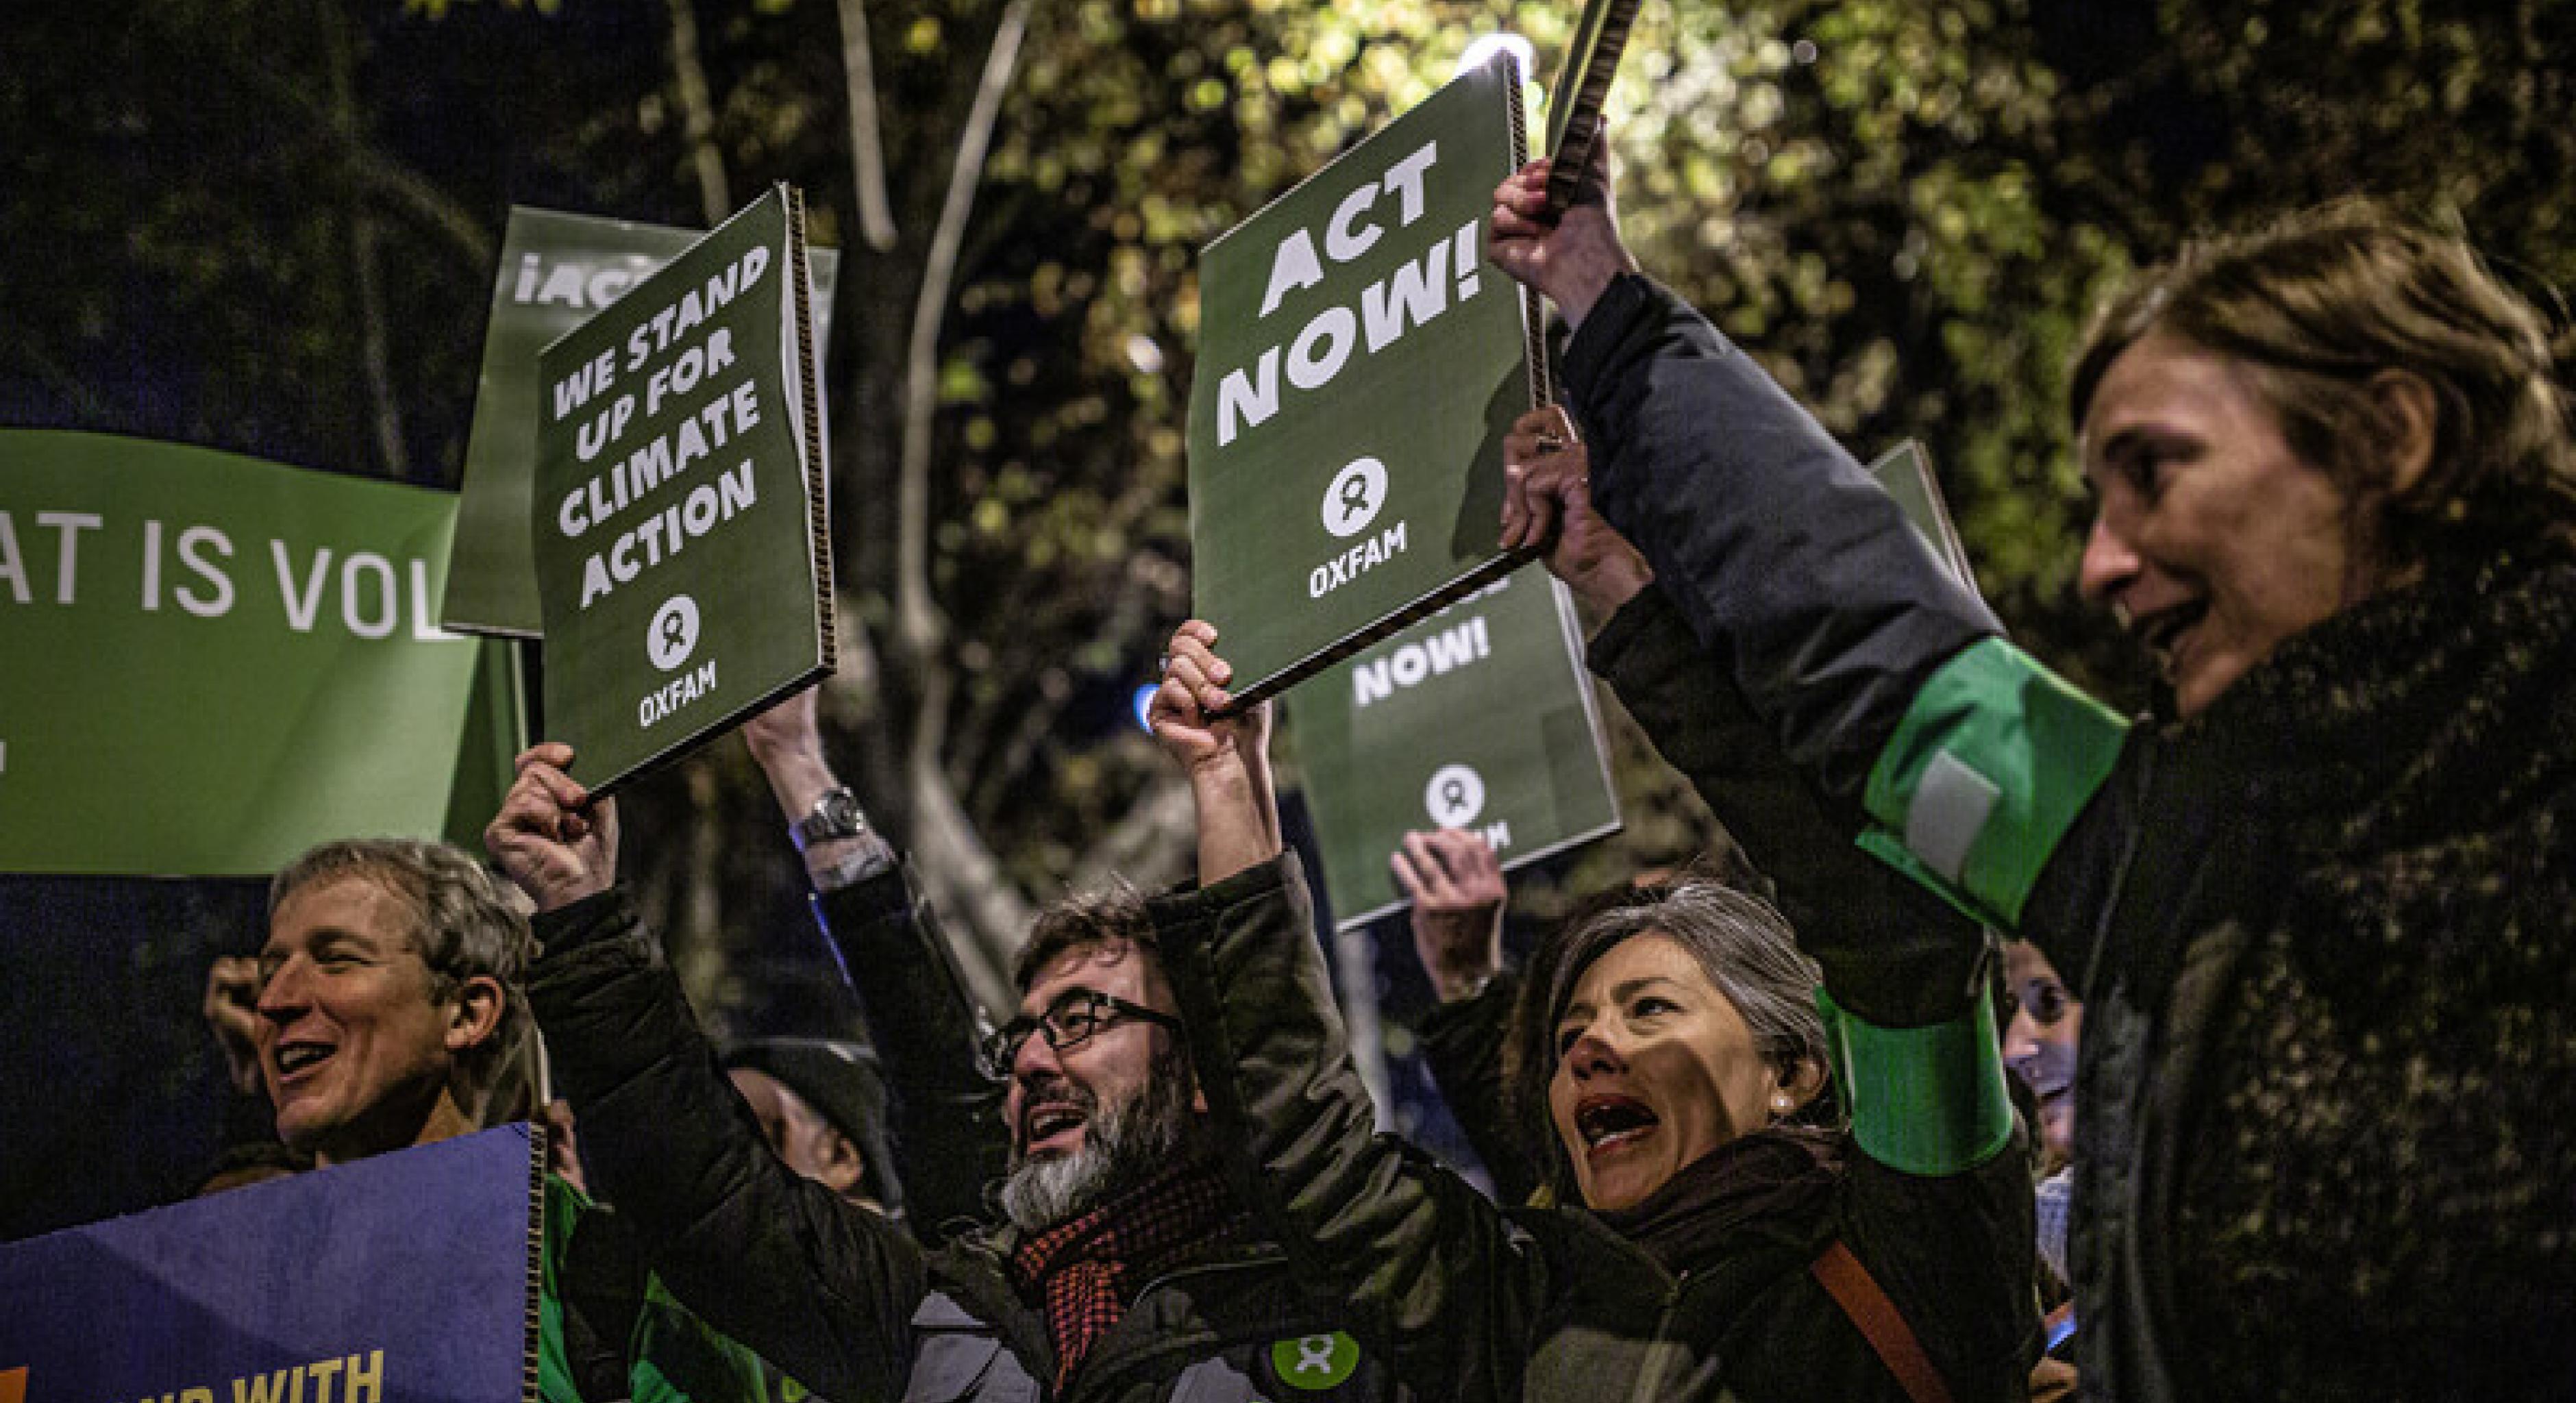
[
  {"x1": 1510, "y1": 880, "x2": 1837, "y2": 1211},
  {"x1": 1141, "y1": 620, "x2": 2034, "y2": 1403}
]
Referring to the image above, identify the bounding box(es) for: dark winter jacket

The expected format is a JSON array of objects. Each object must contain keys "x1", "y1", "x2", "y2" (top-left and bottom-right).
[
  {"x1": 1161, "y1": 852, "x2": 2035, "y2": 1403},
  {"x1": 804, "y1": 864, "x2": 1008, "y2": 1243},
  {"x1": 530, "y1": 881, "x2": 1412, "y2": 1403},
  {"x1": 1558, "y1": 270, "x2": 2576, "y2": 1399}
]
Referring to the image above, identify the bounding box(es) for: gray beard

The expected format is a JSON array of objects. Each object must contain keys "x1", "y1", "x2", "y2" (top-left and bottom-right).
[{"x1": 997, "y1": 1055, "x2": 1194, "y2": 1233}]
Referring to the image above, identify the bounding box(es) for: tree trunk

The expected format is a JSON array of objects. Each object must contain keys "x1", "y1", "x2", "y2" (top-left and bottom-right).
[
  {"x1": 667, "y1": 0, "x2": 731, "y2": 226},
  {"x1": 321, "y1": 0, "x2": 408, "y2": 482},
  {"x1": 847, "y1": 0, "x2": 1037, "y2": 1010}
]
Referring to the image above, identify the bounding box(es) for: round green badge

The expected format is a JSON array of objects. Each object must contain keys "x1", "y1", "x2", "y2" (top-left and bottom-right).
[{"x1": 1271, "y1": 1332, "x2": 1360, "y2": 1390}]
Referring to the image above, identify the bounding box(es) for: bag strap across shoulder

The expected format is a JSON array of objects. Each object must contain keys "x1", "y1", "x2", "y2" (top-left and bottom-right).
[{"x1": 1809, "y1": 1239, "x2": 1958, "y2": 1403}]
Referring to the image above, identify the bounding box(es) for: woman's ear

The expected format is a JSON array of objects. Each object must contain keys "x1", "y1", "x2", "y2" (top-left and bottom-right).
[
  {"x1": 445, "y1": 974, "x2": 507, "y2": 1054},
  {"x1": 1771, "y1": 1056, "x2": 1830, "y2": 1118},
  {"x1": 2366, "y1": 369, "x2": 2440, "y2": 500}
]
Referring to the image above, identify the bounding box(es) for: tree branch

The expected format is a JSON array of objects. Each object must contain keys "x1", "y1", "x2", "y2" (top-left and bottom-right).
[
  {"x1": 161, "y1": 9, "x2": 493, "y2": 273},
  {"x1": 834, "y1": 0, "x2": 900, "y2": 252},
  {"x1": 670, "y1": 761, "x2": 730, "y2": 1013},
  {"x1": 323, "y1": 3, "x2": 408, "y2": 482},
  {"x1": 895, "y1": 0, "x2": 1031, "y2": 670},
  {"x1": 872, "y1": 0, "x2": 1037, "y2": 997},
  {"x1": 667, "y1": 0, "x2": 732, "y2": 227},
  {"x1": 1067, "y1": 772, "x2": 1196, "y2": 893},
  {"x1": 904, "y1": 665, "x2": 1027, "y2": 1014}
]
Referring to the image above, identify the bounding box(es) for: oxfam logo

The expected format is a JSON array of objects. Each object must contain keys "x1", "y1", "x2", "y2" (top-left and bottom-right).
[
  {"x1": 1270, "y1": 1333, "x2": 1359, "y2": 1390},
  {"x1": 647, "y1": 594, "x2": 701, "y2": 671},
  {"x1": 1424, "y1": 764, "x2": 1486, "y2": 828},
  {"x1": 1321, "y1": 458, "x2": 1388, "y2": 538}
]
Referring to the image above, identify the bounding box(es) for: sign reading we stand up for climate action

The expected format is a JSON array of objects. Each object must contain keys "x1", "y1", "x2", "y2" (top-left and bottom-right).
[
  {"x1": 533, "y1": 184, "x2": 834, "y2": 793},
  {"x1": 1186, "y1": 53, "x2": 1539, "y2": 708},
  {"x1": 1292, "y1": 567, "x2": 1619, "y2": 928},
  {"x1": 442, "y1": 206, "x2": 840, "y2": 638}
]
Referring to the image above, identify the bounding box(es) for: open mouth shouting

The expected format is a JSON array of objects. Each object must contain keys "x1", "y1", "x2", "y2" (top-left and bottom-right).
[
  {"x1": 1015, "y1": 1079, "x2": 1096, "y2": 1159},
  {"x1": 1573, "y1": 1093, "x2": 1661, "y2": 1163}
]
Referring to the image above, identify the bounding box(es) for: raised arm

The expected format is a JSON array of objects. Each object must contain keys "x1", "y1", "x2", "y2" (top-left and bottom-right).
[
  {"x1": 1579, "y1": 577, "x2": 2022, "y2": 1180},
  {"x1": 743, "y1": 691, "x2": 1006, "y2": 1241},
  {"x1": 1148, "y1": 625, "x2": 1548, "y2": 1403},
  {"x1": 1387, "y1": 828, "x2": 1550, "y2": 1203},
  {"x1": 488, "y1": 744, "x2": 926, "y2": 1403},
  {"x1": 1494, "y1": 155, "x2": 2130, "y2": 945},
  {"x1": 1152, "y1": 618, "x2": 1284, "y2": 884},
  {"x1": 1493, "y1": 268, "x2": 2039, "y2": 1392}
]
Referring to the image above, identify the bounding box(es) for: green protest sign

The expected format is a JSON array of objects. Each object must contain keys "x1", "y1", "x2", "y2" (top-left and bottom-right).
[
  {"x1": 0, "y1": 431, "x2": 521, "y2": 876},
  {"x1": 1187, "y1": 55, "x2": 1537, "y2": 708},
  {"x1": 1867, "y1": 440, "x2": 1979, "y2": 595},
  {"x1": 533, "y1": 184, "x2": 834, "y2": 793},
  {"x1": 1290, "y1": 568, "x2": 1619, "y2": 928},
  {"x1": 443, "y1": 206, "x2": 839, "y2": 638}
]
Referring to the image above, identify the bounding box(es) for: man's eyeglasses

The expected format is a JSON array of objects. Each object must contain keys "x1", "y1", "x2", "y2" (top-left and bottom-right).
[{"x1": 982, "y1": 987, "x2": 1182, "y2": 1073}]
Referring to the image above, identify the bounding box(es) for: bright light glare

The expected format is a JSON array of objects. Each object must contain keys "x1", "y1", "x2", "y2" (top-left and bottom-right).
[{"x1": 1457, "y1": 32, "x2": 1537, "y2": 82}]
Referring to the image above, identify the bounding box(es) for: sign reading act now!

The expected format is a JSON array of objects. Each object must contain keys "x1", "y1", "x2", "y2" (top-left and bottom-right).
[
  {"x1": 532, "y1": 185, "x2": 835, "y2": 793},
  {"x1": 1186, "y1": 55, "x2": 1535, "y2": 708}
]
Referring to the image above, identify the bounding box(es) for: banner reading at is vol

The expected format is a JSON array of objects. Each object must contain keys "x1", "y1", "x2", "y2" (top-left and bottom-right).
[{"x1": 0, "y1": 431, "x2": 520, "y2": 875}]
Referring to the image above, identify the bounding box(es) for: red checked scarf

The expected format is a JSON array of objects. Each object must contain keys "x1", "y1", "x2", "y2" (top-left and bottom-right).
[{"x1": 1007, "y1": 1158, "x2": 1255, "y2": 1392}]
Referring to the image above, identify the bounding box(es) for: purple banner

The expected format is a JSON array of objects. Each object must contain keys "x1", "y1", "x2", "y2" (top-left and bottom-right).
[{"x1": 0, "y1": 1126, "x2": 536, "y2": 1403}]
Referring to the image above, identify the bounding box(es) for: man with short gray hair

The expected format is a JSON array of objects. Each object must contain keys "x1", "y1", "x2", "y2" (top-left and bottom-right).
[{"x1": 256, "y1": 838, "x2": 534, "y2": 1165}]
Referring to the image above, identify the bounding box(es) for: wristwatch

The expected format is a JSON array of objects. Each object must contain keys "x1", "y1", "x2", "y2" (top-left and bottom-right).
[{"x1": 791, "y1": 785, "x2": 871, "y2": 854}]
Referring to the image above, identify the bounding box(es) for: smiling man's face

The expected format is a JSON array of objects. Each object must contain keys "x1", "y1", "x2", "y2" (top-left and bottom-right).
[{"x1": 257, "y1": 875, "x2": 471, "y2": 1165}]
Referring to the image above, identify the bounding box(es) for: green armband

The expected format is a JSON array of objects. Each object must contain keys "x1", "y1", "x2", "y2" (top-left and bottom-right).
[
  {"x1": 1818, "y1": 986, "x2": 2014, "y2": 1176},
  {"x1": 1861, "y1": 637, "x2": 2129, "y2": 927}
]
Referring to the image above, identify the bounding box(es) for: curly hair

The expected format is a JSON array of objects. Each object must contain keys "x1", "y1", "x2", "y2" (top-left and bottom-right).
[
  {"x1": 269, "y1": 838, "x2": 535, "y2": 1117},
  {"x1": 2071, "y1": 199, "x2": 2576, "y2": 565},
  {"x1": 1008, "y1": 879, "x2": 1163, "y2": 993}
]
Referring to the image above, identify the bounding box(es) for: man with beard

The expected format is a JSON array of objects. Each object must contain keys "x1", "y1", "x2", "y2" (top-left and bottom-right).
[{"x1": 490, "y1": 718, "x2": 1413, "y2": 1403}]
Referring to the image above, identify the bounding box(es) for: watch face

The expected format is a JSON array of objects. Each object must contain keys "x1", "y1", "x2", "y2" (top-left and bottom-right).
[
  {"x1": 795, "y1": 789, "x2": 868, "y2": 850},
  {"x1": 819, "y1": 791, "x2": 867, "y2": 832}
]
